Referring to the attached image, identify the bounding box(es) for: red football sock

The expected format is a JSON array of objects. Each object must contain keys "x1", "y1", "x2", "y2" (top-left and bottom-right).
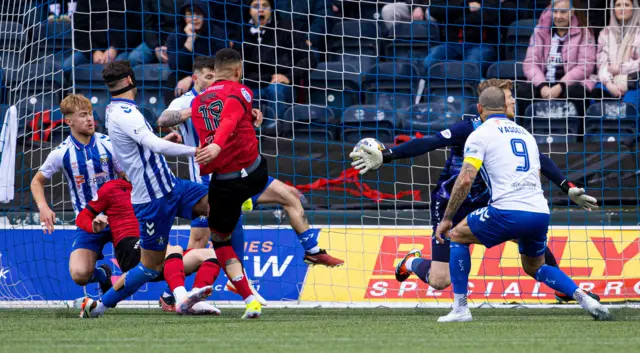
[
  {"x1": 163, "y1": 254, "x2": 186, "y2": 292},
  {"x1": 193, "y1": 258, "x2": 221, "y2": 289},
  {"x1": 214, "y1": 244, "x2": 252, "y2": 299}
]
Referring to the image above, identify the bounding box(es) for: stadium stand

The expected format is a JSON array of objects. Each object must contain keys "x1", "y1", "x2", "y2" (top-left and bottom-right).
[{"x1": 1, "y1": 0, "x2": 640, "y2": 310}]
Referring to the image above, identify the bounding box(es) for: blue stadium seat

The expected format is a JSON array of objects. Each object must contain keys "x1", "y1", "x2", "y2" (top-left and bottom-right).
[
  {"x1": 328, "y1": 20, "x2": 378, "y2": 72},
  {"x1": 6, "y1": 62, "x2": 63, "y2": 114},
  {"x1": 282, "y1": 105, "x2": 337, "y2": 141},
  {"x1": 73, "y1": 64, "x2": 111, "y2": 122},
  {"x1": 505, "y1": 19, "x2": 537, "y2": 61},
  {"x1": 428, "y1": 62, "x2": 481, "y2": 105},
  {"x1": 363, "y1": 62, "x2": 420, "y2": 111},
  {"x1": 398, "y1": 97, "x2": 464, "y2": 133},
  {"x1": 310, "y1": 61, "x2": 362, "y2": 120},
  {"x1": 384, "y1": 22, "x2": 439, "y2": 66},
  {"x1": 486, "y1": 61, "x2": 525, "y2": 81},
  {"x1": 74, "y1": 63, "x2": 105, "y2": 84},
  {"x1": 0, "y1": 51, "x2": 21, "y2": 71},
  {"x1": 584, "y1": 102, "x2": 638, "y2": 142},
  {"x1": 134, "y1": 64, "x2": 170, "y2": 117},
  {"x1": 341, "y1": 104, "x2": 397, "y2": 143},
  {"x1": 31, "y1": 20, "x2": 71, "y2": 69},
  {"x1": 0, "y1": 21, "x2": 24, "y2": 50},
  {"x1": 256, "y1": 105, "x2": 280, "y2": 137},
  {"x1": 519, "y1": 101, "x2": 580, "y2": 143}
]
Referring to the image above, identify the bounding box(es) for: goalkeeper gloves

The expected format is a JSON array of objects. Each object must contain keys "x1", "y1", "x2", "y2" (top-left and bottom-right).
[
  {"x1": 349, "y1": 145, "x2": 384, "y2": 175},
  {"x1": 560, "y1": 180, "x2": 599, "y2": 211}
]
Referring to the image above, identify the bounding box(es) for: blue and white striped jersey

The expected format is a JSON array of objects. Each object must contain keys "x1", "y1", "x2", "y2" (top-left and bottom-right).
[
  {"x1": 106, "y1": 98, "x2": 176, "y2": 204},
  {"x1": 39, "y1": 132, "x2": 123, "y2": 214},
  {"x1": 167, "y1": 88, "x2": 210, "y2": 185}
]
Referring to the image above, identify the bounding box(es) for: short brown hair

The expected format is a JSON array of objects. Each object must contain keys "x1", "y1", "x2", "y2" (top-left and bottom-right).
[
  {"x1": 193, "y1": 56, "x2": 216, "y2": 73},
  {"x1": 60, "y1": 94, "x2": 92, "y2": 116},
  {"x1": 477, "y1": 79, "x2": 513, "y2": 96},
  {"x1": 102, "y1": 60, "x2": 133, "y2": 90}
]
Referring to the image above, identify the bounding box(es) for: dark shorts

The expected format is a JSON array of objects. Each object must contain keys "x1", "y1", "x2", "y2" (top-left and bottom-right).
[
  {"x1": 114, "y1": 236, "x2": 164, "y2": 282},
  {"x1": 430, "y1": 198, "x2": 482, "y2": 263},
  {"x1": 208, "y1": 156, "x2": 269, "y2": 234}
]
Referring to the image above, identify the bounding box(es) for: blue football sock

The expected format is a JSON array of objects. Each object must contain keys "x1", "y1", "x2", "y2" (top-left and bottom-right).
[
  {"x1": 231, "y1": 216, "x2": 245, "y2": 261},
  {"x1": 449, "y1": 242, "x2": 471, "y2": 295},
  {"x1": 88, "y1": 267, "x2": 108, "y2": 285},
  {"x1": 102, "y1": 264, "x2": 160, "y2": 308},
  {"x1": 534, "y1": 264, "x2": 579, "y2": 296},
  {"x1": 298, "y1": 229, "x2": 320, "y2": 252},
  {"x1": 410, "y1": 258, "x2": 432, "y2": 284}
]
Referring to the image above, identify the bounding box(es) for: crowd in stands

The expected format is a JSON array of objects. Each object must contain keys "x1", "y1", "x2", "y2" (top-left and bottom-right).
[{"x1": 1, "y1": 0, "x2": 639, "y2": 144}]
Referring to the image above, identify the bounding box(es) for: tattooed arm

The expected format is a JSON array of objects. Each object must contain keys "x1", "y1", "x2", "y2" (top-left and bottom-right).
[
  {"x1": 442, "y1": 162, "x2": 478, "y2": 221},
  {"x1": 157, "y1": 108, "x2": 191, "y2": 128},
  {"x1": 434, "y1": 160, "x2": 479, "y2": 243}
]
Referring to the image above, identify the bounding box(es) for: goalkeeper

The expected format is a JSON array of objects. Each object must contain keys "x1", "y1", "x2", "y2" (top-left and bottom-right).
[{"x1": 350, "y1": 79, "x2": 599, "y2": 302}]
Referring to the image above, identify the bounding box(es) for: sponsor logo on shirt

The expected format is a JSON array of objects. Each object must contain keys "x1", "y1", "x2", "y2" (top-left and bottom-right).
[{"x1": 241, "y1": 88, "x2": 252, "y2": 102}]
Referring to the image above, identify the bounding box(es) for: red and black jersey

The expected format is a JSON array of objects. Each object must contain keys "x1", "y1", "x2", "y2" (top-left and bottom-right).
[
  {"x1": 191, "y1": 79, "x2": 258, "y2": 175},
  {"x1": 76, "y1": 179, "x2": 139, "y2": 247}
]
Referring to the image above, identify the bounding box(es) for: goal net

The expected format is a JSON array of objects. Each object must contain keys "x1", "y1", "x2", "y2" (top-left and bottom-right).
[{"x1": 0, "y1": 0, "x2": 639, "y2": 309}]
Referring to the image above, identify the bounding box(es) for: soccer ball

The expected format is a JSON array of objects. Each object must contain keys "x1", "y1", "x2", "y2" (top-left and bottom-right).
[{"x1": 351, "y1": 138, "x2": 385, "y2": 161}]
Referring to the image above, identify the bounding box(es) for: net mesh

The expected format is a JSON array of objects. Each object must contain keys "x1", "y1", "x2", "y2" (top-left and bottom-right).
[{"x1": 0, "y1": 0, "x2": 639, "y2": 308}]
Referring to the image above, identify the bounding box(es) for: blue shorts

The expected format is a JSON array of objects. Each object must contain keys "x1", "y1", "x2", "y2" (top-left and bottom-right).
[
  {"x1": 467, "y1": 205, "x2": 550, "y2": 257},
  {"x1": 133, "y1": 178, "x2": 208, "y2": 251},
  {"x1": 191, "y1": 216, "x2": 209, "y2": 228},
  {"x1": 250, "y1": 176, "x2": 275, "y2": 204},
  {"x1": 430, "y1": 198, "x2": 481, "y2": 263},
  {"x1": 72, "y1": 226, "x2": 112, "y2": 259}
]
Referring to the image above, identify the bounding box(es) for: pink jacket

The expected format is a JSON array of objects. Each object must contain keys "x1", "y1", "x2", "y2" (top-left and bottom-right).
[
  {"x1": 596, "y1": 27, "x2": 640, "y2": 83},
  {"x1": 523, "y1": 9, "x2": 596, "y2": 91}
]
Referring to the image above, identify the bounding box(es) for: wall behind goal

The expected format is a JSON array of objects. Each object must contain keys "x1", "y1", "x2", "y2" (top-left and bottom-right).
[{"x1": 1, "y1": 226, "x2": 639, "y2": 304}]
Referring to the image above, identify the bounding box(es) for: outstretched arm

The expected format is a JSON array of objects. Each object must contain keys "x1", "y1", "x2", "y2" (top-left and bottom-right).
[
  {"x1": 539, "y1": 153, "x2": 598, "y2": 210},
  {"x1": 350, "y1": 135, "x2": 454, "y2": 175}
]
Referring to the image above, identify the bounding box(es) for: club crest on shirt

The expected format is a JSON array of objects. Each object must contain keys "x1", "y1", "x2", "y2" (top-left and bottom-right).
[
  {"x1": 100, "y1": 154, "x2": 110, "y2": 165},
  {"x1": 440, "y1": 129, "x2": 452, "y2": 139},
  {"x1": 241, "y1": 88, "x2": 252, "y2": 103}
]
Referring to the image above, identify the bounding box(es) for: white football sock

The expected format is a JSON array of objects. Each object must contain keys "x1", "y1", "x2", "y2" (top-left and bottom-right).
[
  {"x1": 306, "y1": 246, "x2": 320, "y2": 254},
  {"x1": 174, "y1": 286, "x2": 187, "y2": 303},
  {"x1": 405, "y1": 257, "x2": 416, "y2": 272},
  {"x1": 244, "y1": 295, "x2": 256, "y2": 304},
  {"x1": 453, "y1": 293, "x2": 468, "y2": 309}
]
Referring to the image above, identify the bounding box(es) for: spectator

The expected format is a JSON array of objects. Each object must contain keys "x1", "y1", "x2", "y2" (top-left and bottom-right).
[
  {"x1": 127, "y1": 0, "x2": 178, "y2": 67},
  {"x1": 379, "y1": 1, "x2": 435, "y2": 30},
  {"x1": 275, "y1": 0, "x2": 325, "y2": 51},
  {"x1": 592, "y1": 0, "x2": 640, "y2": 104},
  {"x1": 240, "y1": 0, "x2": 317, "y2": 118},
  {"x1": 165, "y1": 0, "x2": 226, "y2": 103},
  {"x1": 424, "y1": 0, "x2": 500, "y2": 74},
  {"x1": 519, "y1": 0, "x2": 596, "y2": 117},
  {"x1": 64, "y1": 0, "x2": 143, "y2": 71}
]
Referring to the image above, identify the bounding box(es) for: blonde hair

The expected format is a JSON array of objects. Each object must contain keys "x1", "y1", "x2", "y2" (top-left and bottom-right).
[
  {"x1": 477, "y1": 79, "x2": 513, "y2": 96},
  {"x1": 60, "y1": 94, "x2": 93, "y2": 117}
]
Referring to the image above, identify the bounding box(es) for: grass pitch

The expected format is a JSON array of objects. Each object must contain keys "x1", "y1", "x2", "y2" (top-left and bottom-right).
[{"x1": 0, "y1": 308, "x2": 638, "y2": 353}]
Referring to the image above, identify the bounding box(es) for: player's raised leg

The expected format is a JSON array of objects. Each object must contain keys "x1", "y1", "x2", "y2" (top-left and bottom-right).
[{"x1": 252, "y1": 178, "x2": 344, "y2": 267}]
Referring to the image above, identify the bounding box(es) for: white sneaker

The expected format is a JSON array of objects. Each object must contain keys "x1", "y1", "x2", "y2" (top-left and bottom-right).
[
  {"x1": 437, "y1": 307, "x2": 473, "y2": 322},
  {"x1": 175, "y1": 286, "x2": 213, "y2": 315},
  {"x1": 185, "y1": 301, "x2": 221, "y2": 316},
  {"x1": 575, "y1": 290, "x2": 612, "y2": 321},
  {"x1": 226, "y1": 270, "x2": 267, "y2": 306}
]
